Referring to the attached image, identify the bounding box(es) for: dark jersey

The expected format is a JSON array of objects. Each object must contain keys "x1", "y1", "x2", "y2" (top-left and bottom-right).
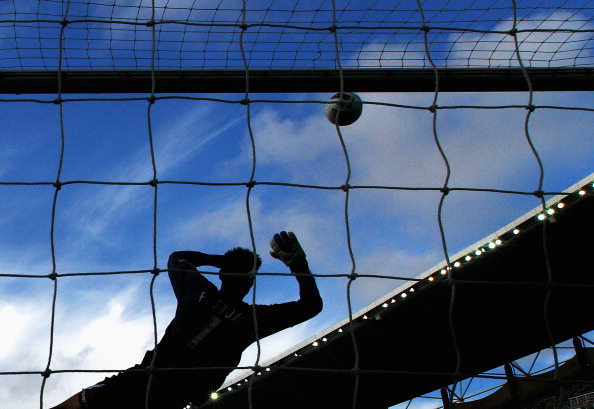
[{"x1": 80, "y1": 253, "x2": 322, "y2": 409}]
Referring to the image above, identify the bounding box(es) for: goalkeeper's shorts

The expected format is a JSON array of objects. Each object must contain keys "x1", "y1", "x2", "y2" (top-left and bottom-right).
[
  {"x1": 78, "y1": 351, "x2": 196, "y2": 409},
  {"x1": 79, "y1": 351, "x2": 153, "y2": 409}
]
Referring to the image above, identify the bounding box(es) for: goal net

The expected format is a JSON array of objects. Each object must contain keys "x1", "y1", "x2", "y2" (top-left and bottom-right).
[{"x1": 0, "y1": 1, "x2": 593, "y2": 409}]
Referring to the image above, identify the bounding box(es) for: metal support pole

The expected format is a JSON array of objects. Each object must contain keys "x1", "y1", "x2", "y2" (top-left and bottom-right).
[{"x1": 0, "y1": 68, "x2": 592, "y2": 94}]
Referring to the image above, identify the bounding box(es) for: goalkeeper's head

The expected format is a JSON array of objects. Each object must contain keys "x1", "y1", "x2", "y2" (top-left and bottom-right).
[{"x1": 219, "y1": 247, "x2": 262, "y2": 300}]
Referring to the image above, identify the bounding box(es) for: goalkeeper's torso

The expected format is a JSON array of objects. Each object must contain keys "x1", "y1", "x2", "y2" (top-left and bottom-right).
[{"x1": 155, "y1": 277, "x2": 281, "y2": 371}]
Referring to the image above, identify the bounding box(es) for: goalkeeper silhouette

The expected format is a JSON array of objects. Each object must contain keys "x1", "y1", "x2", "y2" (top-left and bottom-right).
[{"x1": 51, "y1": 231, "x2": 323, "y2": 409}]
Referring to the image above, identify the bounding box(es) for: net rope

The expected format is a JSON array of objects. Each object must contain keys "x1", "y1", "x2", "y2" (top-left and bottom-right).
[
  {"x1": 0, "y1": 1, "x2": 593, "y2": 409},
  {"x1": 1, "y1": 0, "x2": 594, "y2": 70}
]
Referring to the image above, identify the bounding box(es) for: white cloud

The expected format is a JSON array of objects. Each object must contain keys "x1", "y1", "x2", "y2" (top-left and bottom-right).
[
  {"x1": 106, "y1": 0, "x2": 232, "y2": 22},
  {"x1": 173, "y1": 193, "x2": 261, "y2": 248},
  {"x1": 0, "y1": 304, "x2": 32, "y2": 361},
  {"x1": 449, "y1": 11, "x2": 594, "y2": 68},
  {"x1": 170, "y1": 189, "x2": 346, "y2": 271},
  {"x1": 250, "y1": 109, "x2": 336, "y2": 165},
  {"x1": 225, "y1": 319, "x2": 322, "y2": 383},
  {"x1": 347, "y1": 9, "x2": 593, "y2": 69},
  {"x1": 389, "y1": 399, "x2": 444, "y2": 409},
  {"x1": 52, "y1": 286, "x2": 158, "y2": 368},
  {"x1": 0, "y1": 140, "x2": 21, "y2": 179},
  {"x1": 99, "y1": 0, "x2": 245, "y2": 66},
  {"x1": 238, "y1": 90, "x2": 591, "y2": 243},
  {"x1": 240, "y1": 107, "x2": 347, "y2": 186},
  {"x1": 0, "y1": 281, "x2": 170, "y2": 409},
  {"x1": 355, "y1": 41, "x2": 429, "y2": 68},
  {"x1": 349, "y1": 247, "x2": 442, "y2": 305}
]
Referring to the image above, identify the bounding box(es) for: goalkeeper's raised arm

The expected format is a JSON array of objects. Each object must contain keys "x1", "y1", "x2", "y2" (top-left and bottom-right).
[{"x1": 260, "y1": 231, "x2": 323, "y2": 333}]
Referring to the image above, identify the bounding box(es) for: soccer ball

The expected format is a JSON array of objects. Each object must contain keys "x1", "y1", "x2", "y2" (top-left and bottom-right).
[{"x1": 325, "y1": 92, "x2": 363, "y2": 126}]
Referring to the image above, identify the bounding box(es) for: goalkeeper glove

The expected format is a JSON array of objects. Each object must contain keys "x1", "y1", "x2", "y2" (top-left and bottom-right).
[{"x1": 269, "y1": 231, "x2": 306, "y2": 267}]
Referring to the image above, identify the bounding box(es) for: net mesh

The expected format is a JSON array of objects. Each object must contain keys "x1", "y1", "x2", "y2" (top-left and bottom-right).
[
  {"x1": 0, "y1": 1, "x2": 593, "y2": 409},
  {"x1": 0, "y1": 0, "x2": 593, "y2": 71}
]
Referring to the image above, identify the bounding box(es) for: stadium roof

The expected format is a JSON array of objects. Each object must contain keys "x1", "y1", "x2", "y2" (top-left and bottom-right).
[
  {"x1": 200, "y1": 173, "x2": 594, "y2": 409},
  {"x1": 452, "y1": 346, "x2": 594, "y2": 408}
]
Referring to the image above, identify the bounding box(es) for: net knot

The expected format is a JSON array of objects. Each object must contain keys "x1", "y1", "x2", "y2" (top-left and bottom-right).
[
  {"x1": 48, "y1": 272, "x2": 58, "y2": 280},
  {"x1": 508, "y1": 28, "x2": 518, "y2": 36},
  {"x1": 525, "y1": 104, "x2": 536, "y2": 112},
  {"x1": 428, "y1": 104, "x2": 438, "y2": 113},
  {"x1": 420, "y1": 25, "x2": 430, "y2": 32},
  {"x1": 246, "y1": 180, "x2": 256, "y2": 188},
  {"x1": 240, "y1": 24, "x2": 248, "y2": 31},
  {"x1": 53, "y1": 181, "x2": 63, "y2": 190},
  {"x1": 147, "y1": 95, "x2": 157, "y2": 105},
  {"x1": 145, "y1": 365, "x2": 155, "y2": 374},
  {"x1": 41, "y1": 369, "x2": 52, "y2": 378},
  {"x1": 240, "y1": 98, "x2": 250, "y2": 105},
  {"x1": 149, "y1": 179, "x2": 158, "y2": 187},
  {"x1": 348, "y1": 272, "x2": 358, "y2": 281},
  {"x1": 440, "y1": 187, "x2": 450, "y2": 195},
  {"x1": 146, "y1": 20, "x2": 156, "y2": 27},
  {"x1": 53, "y1": 97, "x2": 63, "y2": 105},
  {"x1": 533, "y1": 190, "x2": 544, "y2": 198},
  {"x1": 151, "y1": 268, "x2": 161, "y2": 276},
  {"x1": 341, "y1": 184, "x2": 350, "y2": 192},
  {"x1": 329, "y1": 25, "x2": 337, "y2": 33},
  {"x1": 60, "y1": 19, "x2": 69, "y2": 27}
]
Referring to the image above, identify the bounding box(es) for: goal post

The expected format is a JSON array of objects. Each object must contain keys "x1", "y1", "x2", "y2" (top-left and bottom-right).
[{"x1": 0, "y1": 68, "x2": 593, "y2": 94}]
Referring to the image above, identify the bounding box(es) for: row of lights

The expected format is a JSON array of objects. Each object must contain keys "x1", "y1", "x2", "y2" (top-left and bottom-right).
[
  {"x1": 357, "y1": 186, "x2": 591, "y2": 325},
  {"x1": 212, "y1": 182, "x2": 593, "y2": 401},
  {"x1": 220, "y1": 367, "x2": 273, "y2": 395}
]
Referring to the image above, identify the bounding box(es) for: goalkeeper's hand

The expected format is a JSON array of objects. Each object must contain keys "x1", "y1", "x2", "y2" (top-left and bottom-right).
[{"x1": 269, "y1": 231, "x2": 306, "y2": 268}]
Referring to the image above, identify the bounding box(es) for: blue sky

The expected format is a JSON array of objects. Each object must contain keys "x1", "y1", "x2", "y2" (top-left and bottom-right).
[
  {"x1": 1, "y1": 90, "x2": 592, "y2": 409},
  {"x1": 1, "y1": 1, "x2": 593, "y2": 409}
]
